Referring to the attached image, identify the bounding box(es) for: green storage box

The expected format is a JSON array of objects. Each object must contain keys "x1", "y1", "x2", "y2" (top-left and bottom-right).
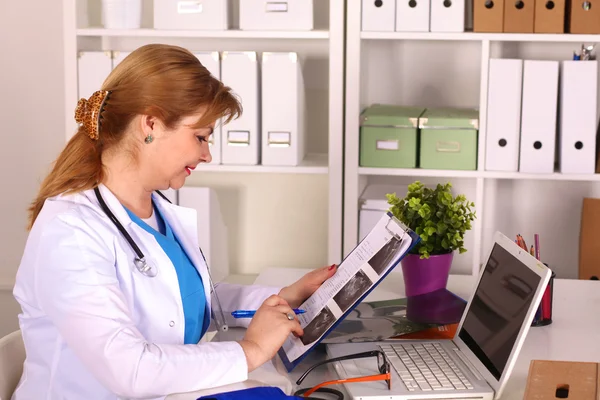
[
  {"x1": 359, "y1": 104, "x2": 426, "y2": 168},
  {"x1": 419, "y1": 107, "x2": 479, "y2": 170}
]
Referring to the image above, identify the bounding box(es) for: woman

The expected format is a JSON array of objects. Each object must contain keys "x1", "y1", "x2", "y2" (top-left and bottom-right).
[{"x1": 12, "y1": 44, "x2": 336, "y2": 400}]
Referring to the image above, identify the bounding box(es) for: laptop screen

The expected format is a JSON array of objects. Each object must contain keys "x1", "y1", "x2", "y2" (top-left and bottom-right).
[{"x1": 458, "y1": 243, "x2": 541, "y2": 380}]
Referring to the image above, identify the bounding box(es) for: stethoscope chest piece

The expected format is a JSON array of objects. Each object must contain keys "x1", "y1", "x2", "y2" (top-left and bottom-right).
[{"x1": 134, "y1": 257, "x2": 158, "y2": 277}]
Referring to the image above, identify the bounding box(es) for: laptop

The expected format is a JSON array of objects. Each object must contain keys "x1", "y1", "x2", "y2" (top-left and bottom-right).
[{"x1": 326, "y1": 231, "x2": 552, "y2": 400}]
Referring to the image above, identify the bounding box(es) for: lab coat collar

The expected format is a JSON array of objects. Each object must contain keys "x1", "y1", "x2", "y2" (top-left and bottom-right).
[
  {"x1": 152, "y1": 191, "x2": 213, "y2": 312},
  {"x1": 84, "y1": 183, "x2": 135, "y2": 228}
]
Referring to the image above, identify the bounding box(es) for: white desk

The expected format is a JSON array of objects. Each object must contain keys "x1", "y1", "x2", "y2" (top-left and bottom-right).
[{"x1": 169, "y1": 267, "x2": 600, "y2": 399}]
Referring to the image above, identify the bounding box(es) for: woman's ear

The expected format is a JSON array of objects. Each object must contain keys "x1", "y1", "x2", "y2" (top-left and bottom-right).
[{"x1": 140, "y1": 115, "x2": 168, "y2": 142}]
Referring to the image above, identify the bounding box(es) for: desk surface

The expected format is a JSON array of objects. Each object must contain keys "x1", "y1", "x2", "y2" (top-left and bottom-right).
[{"x1": 169, "y1": 268, "x2": 600, "y2": 399}]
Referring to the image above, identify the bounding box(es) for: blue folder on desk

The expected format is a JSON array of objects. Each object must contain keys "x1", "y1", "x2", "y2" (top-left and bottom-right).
[{"x1": 277, "y1": 212, "x2": 421, "y2": 372}]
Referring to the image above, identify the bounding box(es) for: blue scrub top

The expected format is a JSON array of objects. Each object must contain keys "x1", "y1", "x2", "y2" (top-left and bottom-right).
[{"x1": 125, "y1": 203, "x2": 209, "y2": 344}]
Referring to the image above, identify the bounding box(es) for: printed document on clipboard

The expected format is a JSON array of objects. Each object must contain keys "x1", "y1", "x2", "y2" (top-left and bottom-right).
[{"x1": 278, "y1": 211, "x2": 421, "y2": 371}]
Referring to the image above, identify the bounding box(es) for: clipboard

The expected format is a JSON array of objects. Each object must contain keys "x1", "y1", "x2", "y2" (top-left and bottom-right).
[{"x1": 278, "y1": 212, "x2": 421, "y2": 372}]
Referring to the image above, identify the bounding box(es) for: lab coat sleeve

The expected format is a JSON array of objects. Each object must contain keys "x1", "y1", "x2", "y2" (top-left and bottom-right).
[
  {"x1": 214, "y1": 283, "x2": 282, "y2": 329},
  {"x1": 33, "y1": 213, "x2": 250, "y2": 399}
]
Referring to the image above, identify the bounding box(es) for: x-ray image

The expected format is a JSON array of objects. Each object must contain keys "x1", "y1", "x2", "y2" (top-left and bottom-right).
[
  {"x1": 333, "y1": 269, "x2": 373, "y2": 312},
  {"x1": 300, "y1": 306, "x2": 336, "y2": 346},
  {"x1": 368, "y1": 236, "x2": 404, "y2": 275}
]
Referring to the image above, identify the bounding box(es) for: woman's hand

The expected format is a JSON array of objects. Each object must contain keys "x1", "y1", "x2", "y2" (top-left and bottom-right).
[
  {"x1": 238, "y1": 295, "x2": 304, "y2": 372},
  {"x1": 278, "y1": 264, "x2": 338, "y2": 309}
]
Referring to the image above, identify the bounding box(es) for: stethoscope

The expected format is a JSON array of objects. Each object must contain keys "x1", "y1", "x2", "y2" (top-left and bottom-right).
[{"x1": 94, "y1": 186, "x2": 229, "y2": 332}]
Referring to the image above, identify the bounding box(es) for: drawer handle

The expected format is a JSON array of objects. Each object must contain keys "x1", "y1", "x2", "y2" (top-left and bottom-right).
[
  {"x1": 436, "y1": 141, "x2": 461, "y2": 152},
  {"x1": 227, "y1": 131, "x2": 250, "y2": 146},
  {"x1": 376, "y1": 140, "x2": 400, "y2": 151},
  {"x1": 177, "y1": 1, "x2": 203, "y2": 14},
  {"x1": 266, "y1": 1, "x2": 288, "y2": 12},
  {"x1": 268, "y1": 132, "x2": 291, "y2": 147}
]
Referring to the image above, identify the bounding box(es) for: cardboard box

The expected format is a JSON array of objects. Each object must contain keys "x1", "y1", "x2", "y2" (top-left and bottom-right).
[
  {"x1": 570, "y1": 0, "x2": 600, "y2": 33},
  {"x1": 579, "y1": 198, "x2": 600, "y2": 280},
  {"x1": 474, "y1": 0, "x2": 505, "y2": 32},
  {"x1": 534, "y1": 0, "x2": 566, "y2": 33},
  {"x1": 503, "y1": 0, "x2": 534, "y2": 32},
  {"x1": 524, "y1": 360, "x2": 599, "y2": 399}
]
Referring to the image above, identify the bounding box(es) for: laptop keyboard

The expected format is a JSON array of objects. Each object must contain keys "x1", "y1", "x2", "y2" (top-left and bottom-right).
[{"x1": 380, "y1": 343, "x2": 475, "y2": 392}]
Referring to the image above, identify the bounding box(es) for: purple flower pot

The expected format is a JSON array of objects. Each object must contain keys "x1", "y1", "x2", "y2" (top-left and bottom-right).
[{"x1": 401, "y1": 252, "x2": 454, "y2": 297}]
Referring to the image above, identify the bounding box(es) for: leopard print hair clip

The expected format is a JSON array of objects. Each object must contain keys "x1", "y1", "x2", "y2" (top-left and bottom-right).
[{"x1": 74, "y1": 90, "x2": 110, "y2": 140}]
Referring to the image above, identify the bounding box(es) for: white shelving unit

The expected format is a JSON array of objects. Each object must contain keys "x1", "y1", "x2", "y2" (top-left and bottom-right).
[
  {"x1": 344, "y1": 3, "x2": 600, "y2": 279},
  {"x1": 62, "y1": 0, "x2": 345, "y2": 273}
]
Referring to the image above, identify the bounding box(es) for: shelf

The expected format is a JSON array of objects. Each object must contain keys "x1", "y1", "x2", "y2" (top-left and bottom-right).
[
  {"x1": 359, "y1": 167, "x2": 480, "y2": 178},
  {"x1": 198, "y1": 154, "x2": 328, "y2": 174},
  {"x1": 484, "y1": 171, "x2": 600, "y2": 182},
  {"x1": 77, "y1": 28, "x2": 330, "y2": 40},
  {"x1": 361, "y1": 31, "x2": 600, "y2": 43},
  {"x1": 358, "y1": 167, "x2": 600, "y2": 182}
]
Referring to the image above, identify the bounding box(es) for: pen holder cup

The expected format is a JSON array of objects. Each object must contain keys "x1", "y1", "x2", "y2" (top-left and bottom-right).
[{"x1": 531, "y1": 267, "x2": 556, "y2": 327}]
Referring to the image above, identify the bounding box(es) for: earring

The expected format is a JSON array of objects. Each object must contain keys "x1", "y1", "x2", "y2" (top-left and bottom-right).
[{"x1": 145, "y1": 134, "x2": 154, "y2": 144}]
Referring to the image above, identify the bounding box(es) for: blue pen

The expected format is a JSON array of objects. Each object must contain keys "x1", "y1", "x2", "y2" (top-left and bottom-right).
[{"x1": 231, "y1": 308, "x2": 306, "y2": 318}]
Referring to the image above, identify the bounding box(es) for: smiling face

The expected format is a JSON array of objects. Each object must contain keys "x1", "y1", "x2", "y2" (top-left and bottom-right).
[{"x1": 136, "y1": 110, "x2": 214, "y2": 191}]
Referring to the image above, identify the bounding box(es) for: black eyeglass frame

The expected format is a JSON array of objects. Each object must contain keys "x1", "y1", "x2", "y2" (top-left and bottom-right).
[{"x1": 295, "y1": 350, "x2": 391, "y2": 389}]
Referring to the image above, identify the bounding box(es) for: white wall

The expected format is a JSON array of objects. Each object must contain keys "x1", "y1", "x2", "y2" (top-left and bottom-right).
[{"x1": 0, "y1": 0, "x2": 66, "y2": 332}]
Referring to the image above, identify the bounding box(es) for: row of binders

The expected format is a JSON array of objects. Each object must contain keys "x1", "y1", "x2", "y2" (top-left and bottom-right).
[
  {"x1": 362, "y1": 0, "x2": 600, "y2": 34},
  {"x1": 474, "y1": 0, "x2": 600, "y2": 34},
  {"x1": 77, "y1": 50, "x2": 306, "y2": 166},
  {"x1": 362, "y1": 0, "x2": 467, "y2": 32},
  {"x1": 485, "y1": 58, "x2": 598, "y2": 174},
  {"x1": 101, "y1": 0, "x2": 314, "y2": 31}
]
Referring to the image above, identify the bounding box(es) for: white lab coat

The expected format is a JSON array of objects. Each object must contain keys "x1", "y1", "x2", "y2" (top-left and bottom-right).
[{"x1": 12, "y1": 184, "x2": 281, "y2": 400}]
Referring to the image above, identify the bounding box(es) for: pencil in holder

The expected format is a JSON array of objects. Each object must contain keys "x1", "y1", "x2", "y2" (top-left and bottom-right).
[{"x1": 531, "y1": 265, "x2": 555, "y2": 327}]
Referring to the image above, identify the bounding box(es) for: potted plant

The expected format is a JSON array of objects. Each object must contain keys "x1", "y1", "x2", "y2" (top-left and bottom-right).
[{"x1": 386, "y1": 181, "x2": 476, "y2": 297}]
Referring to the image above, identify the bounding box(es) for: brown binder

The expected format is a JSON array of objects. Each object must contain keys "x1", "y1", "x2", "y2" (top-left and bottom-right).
[
  {"x1": 570, "y1": 0, "x2": 600, "y2": 33},
  {"x1": 504, "y1": 0, "x2": 535, "y2": 32},
  {"x1": 534, "y1": 0, "x2": 566, "y2": 32},
  {"x1": 474, "y1": 0, "x2": 505, "y2": 32},
  {"x1": 524, "y1": 360, "x2": 599, "y2": 400},
  {"x1": 579, "y1": 197, "x2": 600, "y2": 280}
]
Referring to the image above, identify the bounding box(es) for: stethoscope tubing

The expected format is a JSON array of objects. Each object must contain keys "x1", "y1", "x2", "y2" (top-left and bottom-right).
[{"x1": 93, "y1": 186, "x2": 229, "y2": 331}]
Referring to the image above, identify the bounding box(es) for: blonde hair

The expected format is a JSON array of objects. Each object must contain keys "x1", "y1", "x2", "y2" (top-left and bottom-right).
[{"x1": 27, "y1": 44, "x2": 241, "y2": 230}]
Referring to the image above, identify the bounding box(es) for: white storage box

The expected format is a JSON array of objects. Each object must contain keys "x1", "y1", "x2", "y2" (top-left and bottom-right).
[
  {"x1": 194, "y1": 52, "x2": 222, "y2": 164},
  {"x1": 261, "y1": 52, "x2": 305, "y2": 166},
  {"x1": 362, "y1": 0, "x2": 395, "y2": 32},
  {"x1": 154, "y1": 0, "x2": 231, "y2": 30},
  {"x1": 430, "y1": 0, "x2": 466, "y2": 32},
  {"x1": 112, "y1": 51, "x2": 131, "y2": 69},
  {"x1": 220, "y1": 52, "x2": 260, "y2": 165},
  {"x1": 239, "y1": 0, "x2": 313, "y2": 31},
  {"x1": 359, "y1": 184, "x2": 409, "y2": 241},
  {"x1": 77, "y1": 51, "x2": 112, "y2": 100},
  {"x1": 102, "y1": 0, "x2": 142, "y2": 29},
  {"x1": 177, "y1": 187, "x2": 230, "y2": 284},
  {"x1": 396, "y1": 0, "x2": 431, "y2": 32}
]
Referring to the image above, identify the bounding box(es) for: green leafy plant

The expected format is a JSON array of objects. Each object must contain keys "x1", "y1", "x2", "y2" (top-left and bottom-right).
[{"x1": 386, "y1": 181, "x2": 476, "y2": 259}]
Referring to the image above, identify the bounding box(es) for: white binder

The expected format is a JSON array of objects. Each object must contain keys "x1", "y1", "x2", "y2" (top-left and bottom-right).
[
  {"x1": 177, "y1": 187, "x2": 230, "y2": 284},
  {"x1": 261, "y1": 52, "x2": 305, "y2": 166},
  {"x1": 362, "y1": 0, "x2": 395, "y2": 31},
  {"x1": 430, "y1": 0, "x2": 466, "y2": 32},
  {"x1": 559, "y1": 60, "x2": 598, "y2": 174},
  {"x1": 220, "y1": 52, "x2": 260, "y2": 165},
  {"x1": 396, "y1": 0, "x2": 430, "y2": 32},
  {"x1": 77, "y1": 51, "x2": 112, "y2": 100},
  {"x1": 485, "y1": 59, "x2": 523, "y2": 172},
  {"x1": 195, "y1": 52, "x2": 222, "y2": 165},
  {"x1": 112, "y1": 51, "x2": 131, "y2": 69},
  {"x1": 519, "y1": 60, "x2": 559, "y2": 174}
]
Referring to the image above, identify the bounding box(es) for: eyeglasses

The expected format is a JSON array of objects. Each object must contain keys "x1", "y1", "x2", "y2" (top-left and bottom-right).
[{"x1": 294, "y1": 350, "x2": 391, "y2": 398}]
